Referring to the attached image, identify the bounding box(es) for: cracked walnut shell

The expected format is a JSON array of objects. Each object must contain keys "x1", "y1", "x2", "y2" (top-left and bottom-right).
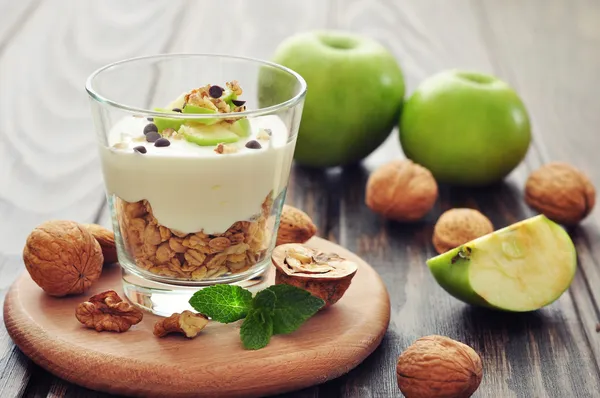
[
  {"x1": 83, "y1": 223, "x2": 118, "y2": 264},
  {"x1": 366, "y1": 159, "x2": 438, "y2": 221},
  {"x1": 397, "y1": 335, "x2": 483, "y2": 398},
  {"x1": 432, "y1": 208, "x2": 494, "y2": 254},
  {"x1": 272, "y1": 243, "x2": 357, "y2": 307},
  {"x1": 525, "y1": 162, "x2": 596, "y2": 225},
  {"x1": 76, "y1": 290, "x2": 143, "y2": 332},
  {"x1": 276, "y1": 205, "x2": 317, "y2": 246},
  {"x1": 23, "y1": 220, "x2": 103, "y2": 297},
  {"x1": 154, "y1": 310, "x2": 209, "y2": 338}
]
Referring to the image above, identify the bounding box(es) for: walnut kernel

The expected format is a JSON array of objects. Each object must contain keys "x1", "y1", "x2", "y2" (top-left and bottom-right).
[
  {"x1": 397, "y1": 335, "x2": 483, "y2": 398},
  {"x1": 75, "y1": 290, "x2": 143, "y2": 332},
  {"x1": 272, "y1": 243, "x2": 357, "y2": 307},
  {"x1": 525, "y1": 162, "x2": 596, "y2": 225},
  {"x1": 432, "y1": 209, "x2": 494, "y2": 254},
  {"x1": 153, "y1": 310, "x2": 209, "y2": 338},
  {"x1": 23, "y1": 220, "x2": 103, "y2": 297},
  {"x1": 366, "y1": 159, "x2": 438, "y2": 221}
]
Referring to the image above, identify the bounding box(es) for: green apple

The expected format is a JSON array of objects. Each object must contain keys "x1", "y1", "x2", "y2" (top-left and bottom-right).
[
  {"x1": 427, "y1": 215, "x2": 576, "y2": 312},
  {"x1": 400, "y1": 70, "x2": 531, "y2": 185},
  {"x1": 154, "y1": 108, "x2": 185, "y2": 132},
  {"x1": 265, "y1": 30, "x2": 405, "y2": 168},
  {"x1": 180, "y1": 124, "x2": 239, "y2": 146},
  {"x1": 229, "y1": 118, "x2": 251, "y2": 137}
]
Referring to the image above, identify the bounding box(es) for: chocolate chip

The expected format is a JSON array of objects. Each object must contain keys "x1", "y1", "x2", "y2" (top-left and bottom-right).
[
  {"x1": 146, "y1": 117, "x2": 154, "y2": 122},
  {"x1": 154, "y1": 137, "x2": 170, "y2": 147},
  {"x1": 172, "y1": 108, "x2": 182, "y2": 113},
  {"x1": 133, "y1": 146, "x2": 147, "y2": 154},
  {"x1": 146, "y1": 131, "x2": 161, "y2": 143},
  {"x1": 231, "y1": 99, "x2": 246, "y2": 106},
  {"x1": 209, "y1": 85, "x2": 224, "y2": 98},
  {"x1": 245, "y1": 140, "x2": 262, "y2": 149},
  {"x1": 143, "y1": 123, "x2": 158, "y2": 135}
]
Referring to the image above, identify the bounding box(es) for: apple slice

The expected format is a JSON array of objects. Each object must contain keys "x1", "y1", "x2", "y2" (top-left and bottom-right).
[
  {"x1": 182, "y1": 105, "x2": 219, "y2": 126},
  {"x1": 153, "y1": 108, "x2": 184, "y2": 132},
  {"x1": 222, "y1": 89, "x2": 237, "y2": 104},
  {"x1": 229, "y1": 118, "x2": 251, "y2": 137},
  {"x1": 426, "y1": 214, "x2": 576, "y2": 312},
  {"x1": 180, "y1": 124, "x2": 239, "y2": 146},
  {"x1": 166, "y1": 92, "x2": 187, "y2": 110}
]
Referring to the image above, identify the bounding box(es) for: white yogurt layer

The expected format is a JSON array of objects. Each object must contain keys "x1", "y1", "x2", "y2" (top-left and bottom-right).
[{"x1": 99, "y1": 115, "x2": 295, "y2": 234}]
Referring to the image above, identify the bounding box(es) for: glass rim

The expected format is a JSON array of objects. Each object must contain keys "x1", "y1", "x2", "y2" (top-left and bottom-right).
[{"x1": 85, "y1": 53, "x2": 307, "y2": 119}]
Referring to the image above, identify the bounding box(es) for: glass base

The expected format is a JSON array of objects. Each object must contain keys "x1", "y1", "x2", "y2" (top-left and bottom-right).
[{"x1": 122, "y1": 260, "x2": 272, "y2": 317}]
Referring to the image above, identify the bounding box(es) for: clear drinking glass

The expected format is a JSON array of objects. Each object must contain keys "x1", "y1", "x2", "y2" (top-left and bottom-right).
[{"x1": 86, "y1": 54, "x2": 306, "y2": 315}]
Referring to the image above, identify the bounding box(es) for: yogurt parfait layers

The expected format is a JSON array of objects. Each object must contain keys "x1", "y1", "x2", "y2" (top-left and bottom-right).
[{"x1": 100, "y1": 81, "x2": 296, "y2": 281}]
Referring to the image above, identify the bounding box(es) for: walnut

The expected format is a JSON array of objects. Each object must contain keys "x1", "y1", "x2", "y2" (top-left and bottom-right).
[
  {"x1": 83, "y1": 223, "x2": 118, "y2": 264},
  {"x1": 214, "y1": 143, "x2": 238, "y2": 154},
  {"x1": 525, "y1": 162, "x2": 596, "y2": 225},
  {"x1": 432, "y1": 209, "x2": 494, "y2": 254},
  {"x1": 226, "y1": 80, "x2": 243, "y2": 96},
  {"x1": 276, "y1": 205, "x2": 318, "y2": 246},
  {"x1": 271, "y1": 243, "x2": 357, "y2": 307},
  {"x1": 153, "y1": 310, "x2": 209, "y2": 338},
  {"x1": 75, "y1": 290, "x2": 143, "y2": 332},
  {"x1": 397, "y1": 335, "x2": 483, "y2": 398},
  {"x1": 366, "y1": 159, "x2": 438, "y2": 221},
  {"x1": 23, "y1": 220, "x2": 103, "y2": 297}
]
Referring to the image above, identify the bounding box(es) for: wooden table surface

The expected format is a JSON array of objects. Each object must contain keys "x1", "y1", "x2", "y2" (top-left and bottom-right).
[{"x1": 1, "y1": 1, "x2": 599, "y2": 397}]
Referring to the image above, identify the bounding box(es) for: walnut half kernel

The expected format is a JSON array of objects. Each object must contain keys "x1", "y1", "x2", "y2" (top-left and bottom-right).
[
  {"x1": 75, "y1": 290, "x2": 143, "y2": 333},
  {"x1": 271, "y1": 243, "x2": 358, "y2": 307},
  {"x1": 154, "y1": 310, "x2": 209, "y2": 338}
]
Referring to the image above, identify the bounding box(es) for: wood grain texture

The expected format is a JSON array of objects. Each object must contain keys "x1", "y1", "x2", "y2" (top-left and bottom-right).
[
  {"x1": 4, "y1": 238, "x2": 390, "y2": 398},
  {"x1": 1, "y1": 0, "x2": 600, "y2": 397},
  {"x1": 0, "y1": 2, "x2": 191, "y2": 397}
]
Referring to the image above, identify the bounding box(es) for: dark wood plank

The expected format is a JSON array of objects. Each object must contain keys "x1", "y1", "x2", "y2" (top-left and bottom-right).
[
  {"x1": 477, "y1": 0, "x2": 600, "y2": 368},
  {"x1": 323, "y1": 0, "x2": 600, "y2": 397}
]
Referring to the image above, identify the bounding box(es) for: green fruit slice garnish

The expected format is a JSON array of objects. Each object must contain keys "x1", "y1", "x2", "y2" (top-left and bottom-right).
[
  {"x1": 166, "y1": 92, "x2": 187, "y2": 110},
  {"x1": 153, "y1": 108, "x2": 184, "y2": 132},
  {"x1": 180, "y1": 124, "x2": 239, "y2": 146},
  {"x1": 426, "y1": 215, "x2": 576, "y2": 312},
  {"x1": 222, "y1": 89, "x2": 237, "y2": 103},
  {"x1": 230, "y1": 118, "x2": 251, "y2": 137},
  {"x1": 182, "y1": 105, "x2": 219, "y2": 125},
  {"x1": 154, "y1": 106, "x2": 221, "y2": 132}
]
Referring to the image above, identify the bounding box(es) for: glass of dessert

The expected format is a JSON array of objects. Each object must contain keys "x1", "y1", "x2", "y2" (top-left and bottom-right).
[{"x1": 86, "y1": 54, "x2": 306, "y2": 315}]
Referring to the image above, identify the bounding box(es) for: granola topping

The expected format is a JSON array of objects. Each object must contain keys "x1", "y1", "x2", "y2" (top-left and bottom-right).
[{"x1": 117, "y1": 193, "x2": 274, "y2": 280}]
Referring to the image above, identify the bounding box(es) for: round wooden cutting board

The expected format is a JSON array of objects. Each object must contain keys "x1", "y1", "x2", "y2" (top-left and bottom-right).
[{"x1": 4, "y1": 237, "x2": 390, "y2": 398}]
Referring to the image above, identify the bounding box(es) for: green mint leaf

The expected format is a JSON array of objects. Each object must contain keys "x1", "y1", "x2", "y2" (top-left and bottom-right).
[
  {"x1": 252, "y1": 289, "x2": 276, "y2": 314},
  {"x1": 189, "y1": 285, "x2": 252, "y2": 323},
  {"x1": 266, "y1": 284, "x2": 326, "y2": 335},
  {"x1": 240, "y1": 309, "x2": 273, "y2": 350}
]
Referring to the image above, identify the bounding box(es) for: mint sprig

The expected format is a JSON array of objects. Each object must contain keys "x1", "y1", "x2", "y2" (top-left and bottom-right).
[
  {"x1": 189, "y1": 284, "x2": 326, "y2": 350},
  {"x1": 240, "y1": 309, "x2": 273, "y2": 350},
  {"x1": 189, "y1": 284, "x2": 252, "y2": 323},
  {"x1": 268, "y1": 284, "x2": 324, "y2": 335}
]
